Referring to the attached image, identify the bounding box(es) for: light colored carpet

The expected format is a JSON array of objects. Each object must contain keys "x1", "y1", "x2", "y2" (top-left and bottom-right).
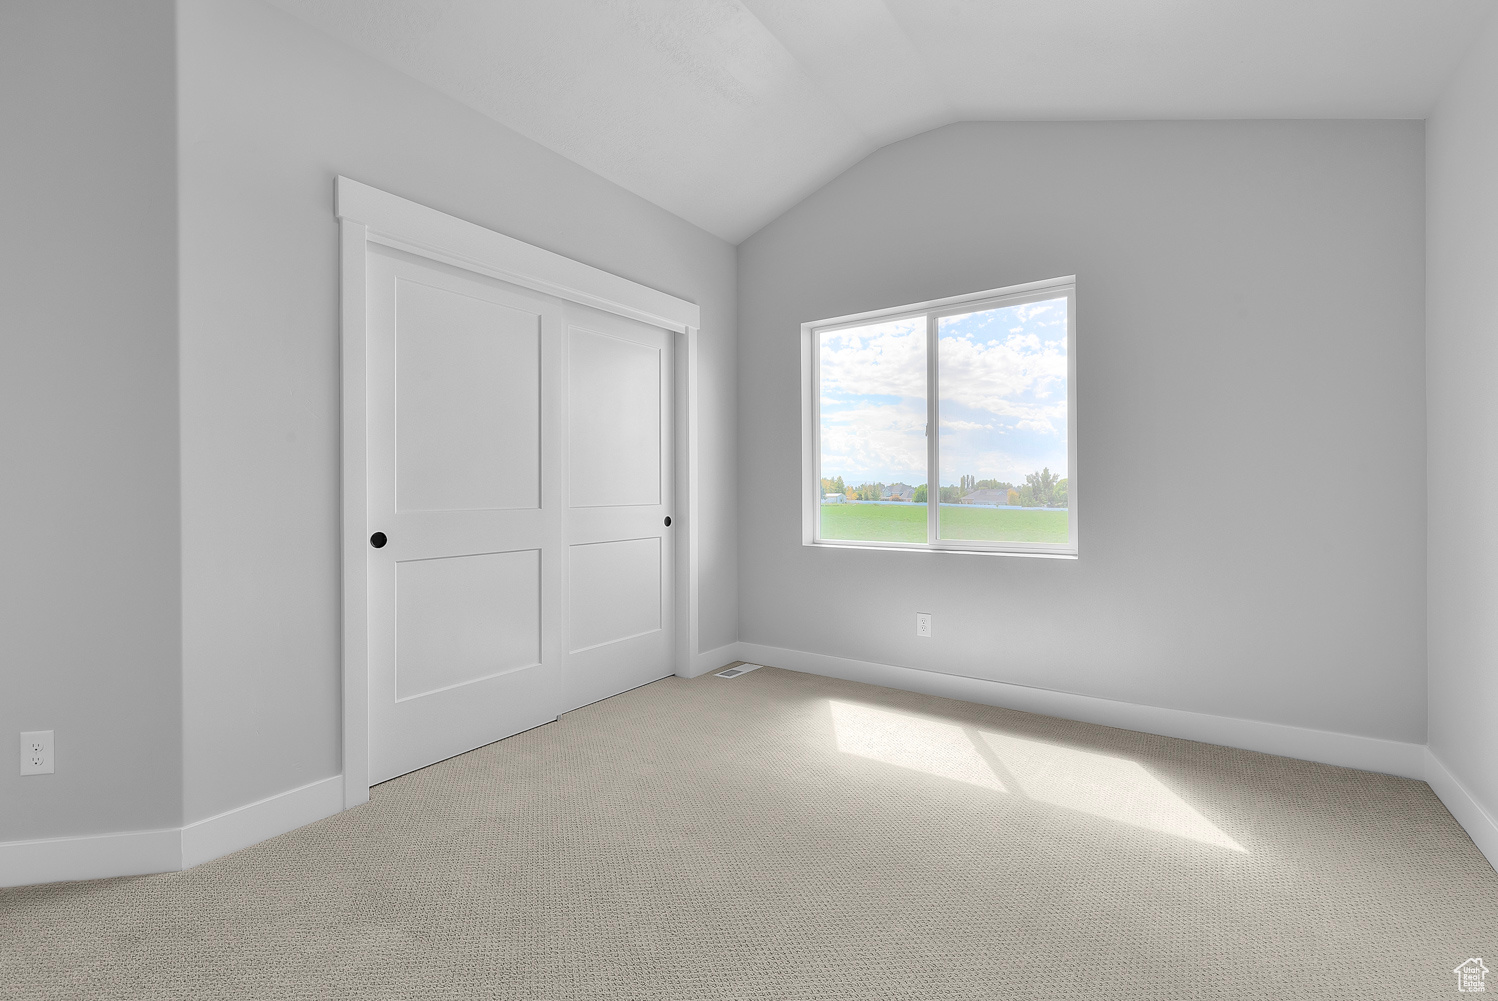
[{"x1": 2, "y1": 665, "x2": 1495, "y2": 1000}]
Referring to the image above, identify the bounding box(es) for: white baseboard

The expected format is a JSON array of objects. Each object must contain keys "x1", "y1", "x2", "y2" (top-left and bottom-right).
[
  {"x1": 1425, "y1": 748, "x2": 1498, "y2": 872},
  {"x1": 1, "y1": 774, "x2": 345, "y2": 888},
  {"x1": 680, "y1": 642, "x2": 743, "y2": 680},
  {"x1": 7, "y1": 656, "x2": 1491, "y2": 886},
  {"x1": 736, "y1": 641, "x2": 1428, "y2": 779},
  {"x1": 0, "y1": 827, "x2": 181, "y2": 889},
  {"x1": 181, "y1": 775, "x2": 344, "y2": 869}
]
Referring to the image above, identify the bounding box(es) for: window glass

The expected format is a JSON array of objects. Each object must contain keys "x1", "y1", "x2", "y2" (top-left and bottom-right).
[
  {"x1": 936, "y1": 297, "x2": 1069, "y2": 543},
  {"x1": 818, "y1": 317, "x2": 928, "y2": 543},
  {"x1": 806, "y1": 279, "x2": 1075, "y2": 555}
]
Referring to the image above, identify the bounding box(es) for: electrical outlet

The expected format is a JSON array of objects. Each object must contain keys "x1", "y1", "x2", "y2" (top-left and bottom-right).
[
  {"x1": 915, "y1": 612, "x2": 933, "y2": 638},
  {"x1": 20, "y1": 731, "x2": 53, "y2": 775}
]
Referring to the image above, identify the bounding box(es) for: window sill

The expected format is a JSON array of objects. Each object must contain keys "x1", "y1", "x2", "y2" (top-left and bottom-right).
[{"x1": 804, "y1": 540, "x2": 1078, "y2": 560}]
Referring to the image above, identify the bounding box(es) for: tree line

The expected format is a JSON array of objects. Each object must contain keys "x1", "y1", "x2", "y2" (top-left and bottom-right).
[{"x1": 822, "y1": 468, "x2": 1068, "y2": 508}]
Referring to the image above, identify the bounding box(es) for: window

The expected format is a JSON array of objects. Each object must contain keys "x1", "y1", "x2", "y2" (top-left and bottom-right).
[{"x1": 802, "y1": 276, "x2": 1076, "y2": 556}]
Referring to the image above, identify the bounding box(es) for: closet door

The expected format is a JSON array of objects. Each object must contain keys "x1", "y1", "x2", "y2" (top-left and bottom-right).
[
  {"x1": 562, "y1": 303, "x2": 676, "y2": 711},
  {"x1": 364, "y1": 248, "x2": 564, "y2": 783}
]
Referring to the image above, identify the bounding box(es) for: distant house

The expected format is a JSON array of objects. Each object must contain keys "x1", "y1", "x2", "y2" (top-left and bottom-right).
[
  {"x1": 958, "y1": 488, "x2": 1010, "y2": 506},
  {"x1": 884, "y1": 482, "x2": 915, "y2": 502},
  {"x1": 823, "y1": 492, "x2": 846, "y2": 504}
]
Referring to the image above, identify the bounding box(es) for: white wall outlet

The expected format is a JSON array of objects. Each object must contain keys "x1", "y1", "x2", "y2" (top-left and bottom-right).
[
  {"x1": 20, "y1": 731, "x2": 53, "y2": 775},
  {"x1": 915, "y1": 612, "x2": 933, "y2": 638}
]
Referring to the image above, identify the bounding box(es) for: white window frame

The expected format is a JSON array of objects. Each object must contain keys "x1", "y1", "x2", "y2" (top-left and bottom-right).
[{"x1": 801, "y1": 275, "x2": 1077, "y2": 558}]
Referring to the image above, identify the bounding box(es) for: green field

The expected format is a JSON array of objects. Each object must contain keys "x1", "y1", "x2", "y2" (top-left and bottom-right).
[{"x1": 820, "y1": 503, "x2": 1068, "y2": 544}]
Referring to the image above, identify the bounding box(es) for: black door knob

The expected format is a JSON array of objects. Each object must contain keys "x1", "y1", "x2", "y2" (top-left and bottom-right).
[
  {"x1": 664, "y1": 517, "x2": 672, "y2": 527},
  {"x1": 370, "y1": 532, "x2": 387, "y2": 548}
]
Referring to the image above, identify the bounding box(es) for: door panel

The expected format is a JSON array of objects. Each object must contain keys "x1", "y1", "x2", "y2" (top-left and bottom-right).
[
  {"x1": 568, "y1": 327, "x2": 662, "y2": 508},
  {"x1": 395, "y1": 549, "x2": 541, "y2": 701},
  {"x1": 568, "y1": 538, "x2": 662, "y2": 653},
  {"x1": 562, "y1": 307, "x2": 675, "y2": 711},
  {"x1": 394, "y1": 279, "x2": 541, "y2": 513},
  {"x1": 367, "y1": 248, "x2": 563, "y2": 783}
]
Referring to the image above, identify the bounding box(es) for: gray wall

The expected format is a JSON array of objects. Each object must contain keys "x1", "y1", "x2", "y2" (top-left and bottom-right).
[
  {"x1": 176, "y1": 0, "x2": 739, "y2": 822},
  {"x1": 1427, "y1": 11, "x2": 1498, "y2": 818},
  {"x1": 738, "y1": 121, "x2": 1427, "y2": 742},
  {"x1": 0, "y1": 0, "x2": 183, "y2": 841}
]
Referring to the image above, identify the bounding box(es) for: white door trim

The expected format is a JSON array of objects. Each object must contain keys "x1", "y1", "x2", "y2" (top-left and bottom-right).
[{"x1": 335, "y1": 176, "x2": 702, "y2": 809}]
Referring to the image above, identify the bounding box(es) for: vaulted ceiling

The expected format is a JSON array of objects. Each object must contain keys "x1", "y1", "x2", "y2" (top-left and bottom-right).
[{"x1": 266, "y1": 0, "x2": 1494, "y2": 242}]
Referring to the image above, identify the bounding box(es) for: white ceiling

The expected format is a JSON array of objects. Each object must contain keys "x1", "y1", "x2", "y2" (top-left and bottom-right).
[{"x1": 266, "y1": 0, "x2": 1494, "y2": 243}]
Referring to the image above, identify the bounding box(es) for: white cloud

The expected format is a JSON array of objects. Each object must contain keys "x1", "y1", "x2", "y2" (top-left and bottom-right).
[
  {"x1": 937, "y1": 330, "x2": 1066, "y2": 429},
  {"x1": 819, "y1": 319, "x2": 925, "y2": 399},
  {"x1": 1016, "y1": 301, "x2": 1060, "y2": 323},
  {"x1": 820, "y1": 399, "x2": 926, "y2": 480}
]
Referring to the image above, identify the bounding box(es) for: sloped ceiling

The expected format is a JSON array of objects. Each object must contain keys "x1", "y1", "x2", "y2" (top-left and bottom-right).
[{"x1": 265, "y1": 0, "x2": 1494, "y2": 242}]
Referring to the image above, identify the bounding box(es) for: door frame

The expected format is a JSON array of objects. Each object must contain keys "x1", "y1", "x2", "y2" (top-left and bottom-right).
[{"x1": 335, "y1": 176, "x2": 702, "y2": 809}]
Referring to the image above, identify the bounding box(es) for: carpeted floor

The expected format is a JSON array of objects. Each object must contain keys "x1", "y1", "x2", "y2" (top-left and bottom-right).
[{"x1": 2, "y1": 665, "x2": 1495, "y2": 999}]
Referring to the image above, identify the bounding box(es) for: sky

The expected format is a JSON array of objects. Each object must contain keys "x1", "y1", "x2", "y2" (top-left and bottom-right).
[{"x1": 818, "y1": 296, "x2": 1068, "y2": 489}]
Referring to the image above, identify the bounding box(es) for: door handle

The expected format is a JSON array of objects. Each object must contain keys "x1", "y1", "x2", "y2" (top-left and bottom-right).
[
  {"x1": 370, "y1": 532, "x2": 388, "y2": 548},
  {"x1": 663, "y1": 517, "x2": 672, "y2": 527}
]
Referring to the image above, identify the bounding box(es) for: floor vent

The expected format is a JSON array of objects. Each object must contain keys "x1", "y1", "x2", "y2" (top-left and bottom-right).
[{"x1": 715, "y1": 664, "x2": 763, "y2": 678}]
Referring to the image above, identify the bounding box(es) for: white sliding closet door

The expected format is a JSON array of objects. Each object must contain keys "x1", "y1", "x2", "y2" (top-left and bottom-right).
[
  {"x1": 365, "y1": 248, "x2": 564, "y2": 783},
  {"x1": 563, "y1": 304, "x2": 676, "y2": 711},
  {"x1": 363, "y1": 248, "x2": 676, "y2": 784}
]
